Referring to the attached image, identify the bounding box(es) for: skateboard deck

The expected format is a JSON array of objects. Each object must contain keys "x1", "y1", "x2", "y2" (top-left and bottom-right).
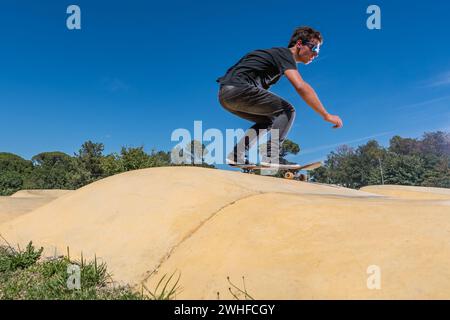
[
  {"x1": 234, "y1": 161, "x2": 322, "y2": 171},
  {"x1": 233, "y1": 161, "x2": 322, "y2": 180}
]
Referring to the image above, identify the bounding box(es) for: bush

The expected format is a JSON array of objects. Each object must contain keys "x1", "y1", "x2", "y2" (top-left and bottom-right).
[
  {"x1": 0, "y1": 241, "x2": 142, "y2": 300},
  {"x1": 0, "y1": 240, "x2": 181, "y2": 300},
  {"x1": 0, "y1": 241, "x2": 43, "y2": 272}
]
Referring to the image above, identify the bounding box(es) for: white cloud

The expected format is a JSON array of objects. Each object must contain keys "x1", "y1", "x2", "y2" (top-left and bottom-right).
[
  {"x1": 300, "y1": 131, "x2": 394, "y2": 155},
  {"x1": 396, "y1": 95, "x2": 450, "y2": 110},
  {"x1": 423, "y1": 71, "x2": 450, "y2": 88},
  {"x1": 101, "y1": 77, "x2": 130, "y2": 92}
]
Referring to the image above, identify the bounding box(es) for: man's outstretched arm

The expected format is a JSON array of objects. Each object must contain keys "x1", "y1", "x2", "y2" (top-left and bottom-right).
[{"x1": 285, "y1": 69, "x2": 343, "y2": 128}]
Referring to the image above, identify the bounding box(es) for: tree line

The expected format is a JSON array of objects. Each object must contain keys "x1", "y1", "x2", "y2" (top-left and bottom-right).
[
  {"x1": 310, "y1": 131, "x2": 450, "y2": 189},
  {"x1": 0, "y1": 141, "x2": 212, "y2": 196},
  {"x1": 0, "y1": 131, "x2": 448, "y2": 195}
]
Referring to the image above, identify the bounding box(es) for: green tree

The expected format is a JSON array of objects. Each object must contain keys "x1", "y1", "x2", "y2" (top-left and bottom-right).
[
  {"x1": 148, "y1": 149, "x2": 171, "y2": 167},
  {"x1": 388, "y1": 131, "x2": 449, "y2": 188},
  {"x1": 120, "y1": 146, "x2": 152, "y2": 171},
  {"x1": 354, "y1": 140, "x2": 387, "y2": 186},
  {"x1": 0, "y1": 171, "x2": 23, "y2": 196},
  {"x1": 310, "y1": 145, "x2": 360, "y2": 187},
  {"x1": 383, "y1": 153, "x2": 424, "y2": 185},
  {"x1": 0, "y1": 153, "x2": 33, "y2": 195},
  {"x1": 310, "y1": 166, "x2": 328, "y2": 183},
  {"x1": 420, "y1": 131, "x2": 450, "y2": 157},
  {"x1": 330, "y1": 145, "x2": 360, "y2": 188},
  {"x1": 29, "y1": 152, "x2": 89, "y2": 189},
  {"x1": 100, "y1": 153, "x2": 125, "y2": 177},
  {"x1": 312, "y1": 131, "x2": 450, "y2": 189},
  {"x1": 280, "y1": 139, "x2": 300, "y2": 164},
  {"x1": 421, "y1": 158, "x2": 450, "y2": 187},
  {"x1": 75, "y1": 141, "x2": 105, "y2": 183},
  {"x1": 389, "y1": 135, "x2": 421, "y2": 156}
]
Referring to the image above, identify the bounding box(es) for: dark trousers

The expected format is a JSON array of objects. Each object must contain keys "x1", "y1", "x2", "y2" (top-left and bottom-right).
[{"x1": 218, "y1": 84, "x2": 296, "y2": 163}]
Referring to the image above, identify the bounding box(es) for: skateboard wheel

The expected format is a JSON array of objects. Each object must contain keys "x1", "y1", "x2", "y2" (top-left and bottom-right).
[
  {"x1": 284, "y1": 171, "x2": 295, "y2": 180},
  {"x1": 299, "y1": 174, "x2": 307, "y2": 181}
]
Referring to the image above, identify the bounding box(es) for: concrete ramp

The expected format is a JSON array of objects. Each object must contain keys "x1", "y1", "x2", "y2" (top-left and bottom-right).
[{"x1": 0, "y1": 167, "x2": 448, "y2": 299}]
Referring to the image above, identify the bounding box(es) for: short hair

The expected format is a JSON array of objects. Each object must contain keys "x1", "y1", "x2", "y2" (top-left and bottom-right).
[{"x1": 288, "y1": 26, "x2": 323, "y2": 47}]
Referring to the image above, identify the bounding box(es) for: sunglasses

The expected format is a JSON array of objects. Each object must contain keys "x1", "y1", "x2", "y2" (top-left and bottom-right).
[{"x1": 301, "y1": 41, "x2": 320, "y2": 54}]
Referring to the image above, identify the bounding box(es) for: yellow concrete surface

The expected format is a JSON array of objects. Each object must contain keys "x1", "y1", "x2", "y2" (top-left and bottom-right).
[
  {"x1": 0, "y1": 189, "x2": 73, "y2": 224},
  {"x1": 10, "y1": 189, "x2": 72, "y2": 198},
  {"x1": 361, "y1": 185, "x2": 450, "y2": 201},
  {"x1": 0, "y1": 167, "x2": 448, "y2": 299}
]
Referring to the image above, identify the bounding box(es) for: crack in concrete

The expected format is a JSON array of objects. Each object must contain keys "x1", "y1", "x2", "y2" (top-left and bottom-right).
[
  {"x1": 141, "y1": 191, "x2": 265, "y2": 284},
  {"x1": 139, "y1": 189, "x2": 381, "y2": 286}
]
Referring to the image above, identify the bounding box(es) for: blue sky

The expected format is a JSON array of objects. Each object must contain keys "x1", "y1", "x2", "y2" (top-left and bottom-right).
[{"x1": 1, "y1": 0, "x2": 449, "y2": 168}]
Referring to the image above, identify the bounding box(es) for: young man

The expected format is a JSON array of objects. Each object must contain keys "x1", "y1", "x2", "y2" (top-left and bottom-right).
[{"x1": 217, "y1": 26, "x2": 343, "y2": 166}]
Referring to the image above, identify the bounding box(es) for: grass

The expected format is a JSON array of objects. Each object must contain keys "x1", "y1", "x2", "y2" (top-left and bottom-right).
[
  {"x1": 225, "y1": 276, "x2": 254, "y2": 300},
  {"x1": 142, "y1": 270, "x2": 182, "y2": 300},
  {"x1": 0, "y1": 238, "x2": 181, "y2": 300}
]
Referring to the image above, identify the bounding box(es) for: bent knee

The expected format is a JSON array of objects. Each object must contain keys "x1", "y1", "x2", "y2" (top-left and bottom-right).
[{"x1": 284, "y1": 103, "x2": 296, "y2": 121}]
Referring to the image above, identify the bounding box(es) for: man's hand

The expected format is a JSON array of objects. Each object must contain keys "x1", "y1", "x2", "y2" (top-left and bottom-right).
[{"x1": 323, "y1": 113, "x2": 343, "y2": 129}]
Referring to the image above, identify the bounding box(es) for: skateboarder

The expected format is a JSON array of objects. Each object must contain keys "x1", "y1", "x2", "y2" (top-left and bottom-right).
[{"x1": 217, "y1": 26, "x2": 343, "y2": 166}]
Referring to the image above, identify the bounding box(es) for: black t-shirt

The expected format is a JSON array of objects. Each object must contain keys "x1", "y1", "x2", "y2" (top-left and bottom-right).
[{"x1": 216, "y1": 47, "x2": 297, "y2": 89}]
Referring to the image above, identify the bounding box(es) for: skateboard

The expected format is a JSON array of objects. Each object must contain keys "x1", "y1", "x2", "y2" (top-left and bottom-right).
[{"x1": 234, "y1": 161, "x2": 322, "y2": 181}]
